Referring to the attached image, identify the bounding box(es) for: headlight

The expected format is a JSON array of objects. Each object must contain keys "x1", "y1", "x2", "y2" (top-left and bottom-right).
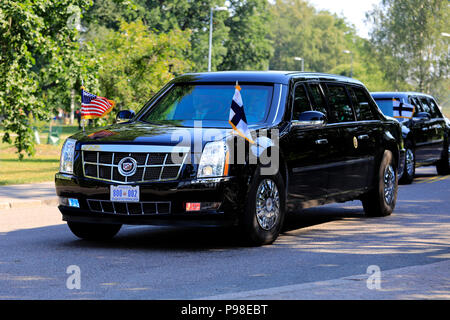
[
  {"x1": 60, "y1": 138, "x2": 76, "y2": 174},
  {"x1": 197, "y1": 141, "x2": 228, "y2": 178}
]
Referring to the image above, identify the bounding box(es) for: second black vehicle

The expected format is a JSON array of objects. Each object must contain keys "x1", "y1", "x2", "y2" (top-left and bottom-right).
[
  {"x1": 56, "y1": 71, "x2": 405, "y2": 245},
  {"x1": 371, "y1": 92, "x2": 450, "y2": 184}
]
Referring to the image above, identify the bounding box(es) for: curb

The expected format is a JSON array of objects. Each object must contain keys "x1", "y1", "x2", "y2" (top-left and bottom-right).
[{"x1": 0, "y1": 197, "x2": 59, "y2": 210}]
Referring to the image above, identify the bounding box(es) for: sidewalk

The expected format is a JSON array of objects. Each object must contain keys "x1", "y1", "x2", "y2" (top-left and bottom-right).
[{"x1": 0, "y1": 182, "x2": 58, "y2": 210}]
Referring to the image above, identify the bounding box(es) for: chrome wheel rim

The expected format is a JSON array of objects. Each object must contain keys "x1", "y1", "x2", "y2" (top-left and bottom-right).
[
  {"x1": 255, "y1": 179, "x2": 280, "y2": 231},
  {"x1": 405, "y1": 149, "x2": 414, "y2": 177},
  {"x1": 384, "y1": 164, "x2": 396, "y2": 205}
]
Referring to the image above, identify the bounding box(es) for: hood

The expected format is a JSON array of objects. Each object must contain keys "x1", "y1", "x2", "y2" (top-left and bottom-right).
[{"x1": 71, "y1": 121, "x2": 236, "y2": 151}]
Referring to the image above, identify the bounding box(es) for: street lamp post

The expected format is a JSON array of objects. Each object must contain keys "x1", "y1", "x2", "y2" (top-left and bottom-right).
[
  {"x1": 343, "y1": 50, "x2": 353, "y2": 77},
  {"x1": 208, "y1": 6, "x2": 228, "y2": 72},
  {"x1": 294, "y1": 57, "x2": 304, "y2": 71}
]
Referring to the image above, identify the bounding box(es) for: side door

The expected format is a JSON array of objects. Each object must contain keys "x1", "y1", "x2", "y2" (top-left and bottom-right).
[
  {"x1": 417, "y1": 96, "x2": 439, "y2": 163},
  {"x1": 347, "y1": 85, "x2": 381, "y2": 189},
  {"x1": 427, "y1": 97, "x2": 446, "y2": 160},
  {"x1": 323, "y1": 83, "x2": 368, "y2": 198},
  {"x1": 409, "y1": 96, "x2": 429, "y2": 163},
  {"x1": 284, "y1": 82, "x2": 330, "y2": 204}
]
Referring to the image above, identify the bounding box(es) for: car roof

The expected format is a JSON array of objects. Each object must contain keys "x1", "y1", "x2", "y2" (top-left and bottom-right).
[
  {"x1": 371, "y1": 91, "x2": 435, "y2": 100},
  {"x1": 173, "y1": 71, "x2": 365, "y2": 86}
]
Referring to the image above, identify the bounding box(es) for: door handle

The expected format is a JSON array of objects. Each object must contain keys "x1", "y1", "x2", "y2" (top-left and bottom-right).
[
  {"x1": 315, "y1": 139, "x2": 328, "y2": 145},
  {"x1": 358, "y1": 134, "x2": 369, "y2": 140}
]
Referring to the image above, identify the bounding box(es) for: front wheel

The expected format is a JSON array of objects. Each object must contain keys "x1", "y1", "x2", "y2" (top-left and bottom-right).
[
  {"x1": 362, "y1": 150, "x2": 398, "y2": 217},
  {"x1": 67, "y1": 221, "x2": 122, "y2": 240},
  {"x1": 240, "y1": 168, "x2": 286, "y2": 246}
]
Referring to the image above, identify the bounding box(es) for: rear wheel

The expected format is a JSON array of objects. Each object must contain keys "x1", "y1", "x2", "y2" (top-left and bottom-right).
[
  {"x1": 436, "y1": 139, "x2": 450, "y2": 175},
  {"x1": 67, "y1": 222, "x2": 122, "y2": 240},
  {"x1": 399, "y1": 143, "x2": 415, "y2": 184},
  {"x1": 240, "y1": 168, "x2": 286, "y2": 246},
  {"x1": 362, "y1": 150, "x2": 398, "y2": 217}
]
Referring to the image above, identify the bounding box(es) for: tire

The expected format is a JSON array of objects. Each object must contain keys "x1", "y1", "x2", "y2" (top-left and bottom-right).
[
  {"x1": 399, "y1": 143, "x2": 415, "y2": 184},
  {"x1": 362, "y1": 150, "x2": 398, "y2": 217},
  {"x1": 240, "y1": 167, "x2": 286, "y2": 246},
  {"x1": 67, "y1": 221, "x2": 122, "y2": 240},
  {"x1": 436, "y1": 139, "x2": 450, "y2": 175}
]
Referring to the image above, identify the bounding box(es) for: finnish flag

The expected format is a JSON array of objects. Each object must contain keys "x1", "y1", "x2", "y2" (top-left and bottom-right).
[
  {"x1": 393, "y1": 99, "x2": 415, "y2": 119},
  {"x1": 229, "y1": 82, "x2": 255, "y2": 144}
]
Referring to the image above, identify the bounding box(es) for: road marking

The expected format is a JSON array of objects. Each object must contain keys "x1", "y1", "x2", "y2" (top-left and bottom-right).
[
  {"x1": 415, "y1": 175, "x2": 449, "y2": 184},
  {"x1": 425, "y1": 175, "x2": 449, "y2": 183}
]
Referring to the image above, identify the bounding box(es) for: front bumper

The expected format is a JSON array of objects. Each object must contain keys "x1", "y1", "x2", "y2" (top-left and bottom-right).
[{"x1": 55, "y1": 173, "x2": 244, "y2": 227}]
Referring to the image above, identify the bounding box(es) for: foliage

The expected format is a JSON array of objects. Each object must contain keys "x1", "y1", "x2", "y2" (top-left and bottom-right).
[
  {"x1": 0, "y1": 0, "x2": 91, "y2": 159},
  {"x1": 219, "y1": 0, "x2": 273, "y2": 71},
  {"x1": 1, "y1": 0, "x2": 449, "y2": 160},
  {"x1": 94, "y1": 20, "x2": 192, "y2": 112},
  {"x1": 367, "y1": 0, "x2": 450, "y2": 95},
  {"x1": 268, "y1": 0, "x2": 350, "y2": 72}
]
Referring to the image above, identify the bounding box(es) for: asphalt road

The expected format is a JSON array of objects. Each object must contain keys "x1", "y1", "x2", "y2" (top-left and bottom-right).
[{"x1": 0, "y1": 167, "x2": 449, "y2": 299}]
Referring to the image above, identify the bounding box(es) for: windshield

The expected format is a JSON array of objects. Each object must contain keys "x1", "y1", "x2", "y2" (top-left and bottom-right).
[{"x1": 141, "y1": 84, "x2": 273, "y2": 125}]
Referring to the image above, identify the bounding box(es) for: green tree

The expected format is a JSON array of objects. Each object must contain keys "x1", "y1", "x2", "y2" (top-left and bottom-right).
[
  {"x1": 367, "y1": 0, "x2": 450, "y2": 94},
  {"x1": 219, "y1": 0, "x2": 273, "y2": 71},
  {"x1": 94, "y1": 20, "x2": 192, "y2": 112},
  {"x1": 0, "y1": 0, "x2": 92, "y2": 158},
  {"x1": 268, "y1": 0, "x2": 350, "y2": 72},
  {"x1": 83, "y1": 0, "x2": 230, "y2": 72}
]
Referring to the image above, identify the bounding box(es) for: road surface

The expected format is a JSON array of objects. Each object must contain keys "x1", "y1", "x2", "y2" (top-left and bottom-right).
[{"x1": 0, "y1": 167, "x2": 449, "y2": 299}]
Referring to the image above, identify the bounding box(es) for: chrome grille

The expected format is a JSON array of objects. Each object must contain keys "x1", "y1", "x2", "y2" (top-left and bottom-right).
[
  {"x1": 87, "y1": 199, "x2": 171, "y2": 215},
  {"x1": 81, "y1": 145, "x2": 189, "y2": 184}
]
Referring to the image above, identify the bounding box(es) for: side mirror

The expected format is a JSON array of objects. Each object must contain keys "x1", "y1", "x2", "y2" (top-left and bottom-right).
[
  {"x1": 413, "y1": 112, "x2": 430, "y2": 121},
  {"x1": 116, "y1": 110, "x2": 135, "y2": 123},
  {"x1": 294, "y1": 110, "x2": 327, "y2": 127}
]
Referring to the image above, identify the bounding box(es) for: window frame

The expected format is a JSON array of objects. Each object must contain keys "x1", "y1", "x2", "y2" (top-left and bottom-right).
[
  {"x1": 323, "y1": 82, "x2": 356, "y2": 124},
  {"x1": 306, "y1": 82, "x2": 329, "y2": 118},
  {"x1": 290, "y1": 82, "x2": 312, "y2": 122},
  {"x1": 347, "y1": 85, "x2": 379, "y2": 121}
]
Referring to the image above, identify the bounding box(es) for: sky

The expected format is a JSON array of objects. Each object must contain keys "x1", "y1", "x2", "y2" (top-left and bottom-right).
[{"x1": 307, "y1": 0, "x2": 381, "y2": 38}]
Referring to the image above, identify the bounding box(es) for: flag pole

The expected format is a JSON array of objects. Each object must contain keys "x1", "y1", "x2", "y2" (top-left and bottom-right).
[{"x1": 81, "y1": 80, "x2": 85, "y2": 132}]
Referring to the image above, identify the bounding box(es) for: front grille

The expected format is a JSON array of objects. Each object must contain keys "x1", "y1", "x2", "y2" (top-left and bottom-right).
[
  {"x1": 81, "y1": 145, "x2": 189, "y2": 184},
  {"x1": 87, "y1": 199, "x2": 171, "y2": 215}
]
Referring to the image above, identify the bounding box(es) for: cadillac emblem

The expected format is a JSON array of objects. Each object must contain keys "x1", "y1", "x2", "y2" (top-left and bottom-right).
[
  {"x1": 118, "y1": 157, "x2": 137, "y2": 177},
  {"x1": 353, "y1": 136, "x2": 358, "y2": 149}
]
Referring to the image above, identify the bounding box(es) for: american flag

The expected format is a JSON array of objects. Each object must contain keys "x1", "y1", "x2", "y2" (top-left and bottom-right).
[{"x1": 81, "y1": 88, "x2": 115, "y2": 119}]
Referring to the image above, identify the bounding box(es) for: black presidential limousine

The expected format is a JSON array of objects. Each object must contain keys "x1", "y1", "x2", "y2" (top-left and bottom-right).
[{"x1": 56, "y1": 71, "x2": 405, "y2": 245}]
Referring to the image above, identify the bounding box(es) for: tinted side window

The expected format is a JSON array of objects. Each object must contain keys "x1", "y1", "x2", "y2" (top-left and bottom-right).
[
  {"x1": 419, "y1": 97, "x2": 432, "y2": 114},
  {"x1": 348, "y1": 86, "x2": 376, "y2": 121},
  {"x1": 326, "y1": 84, "x2": 354, "y2": 123},
  {"x1": 427, "y1": 98, "x2": 442, "y2": 118},
  {"x1": 408, "y1": 96, "x2": 423, "y2": 115},
  {"x1": 292, "y1": 84, "x2": 311, "y2": 120},
  {"x1": 307, "y1": 83, "x2": 328, "y2": 117}
]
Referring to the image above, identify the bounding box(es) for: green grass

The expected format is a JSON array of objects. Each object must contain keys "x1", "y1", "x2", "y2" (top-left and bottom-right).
[{"x1": 0, "y1": 125, "x2": 80, "y2": 185}]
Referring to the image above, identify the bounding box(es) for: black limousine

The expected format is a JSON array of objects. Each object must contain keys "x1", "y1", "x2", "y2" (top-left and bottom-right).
[
  {"x1": 371, "y1": 92, "x2": 450, "y2": 184},
  {"x1": 56, "y1": 71, "x2": 405, "y2": 245}
]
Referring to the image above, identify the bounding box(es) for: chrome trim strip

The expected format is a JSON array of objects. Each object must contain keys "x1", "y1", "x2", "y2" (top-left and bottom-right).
[
  {"x1": 81, "y1": 144, "x2": 190, "y2": 153},
  {"x1": 272, "y1": 84, "x2": 283, "y2": 124},
  {"x1": 83, "y1": 161, "x2": 181, "y2": 168},
  {"x1": 292, "y1": 156, "x2": 374, "y2": 173},
  {"x1": 87, "y1": 199, "x2": 171, "y2": 215}
]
